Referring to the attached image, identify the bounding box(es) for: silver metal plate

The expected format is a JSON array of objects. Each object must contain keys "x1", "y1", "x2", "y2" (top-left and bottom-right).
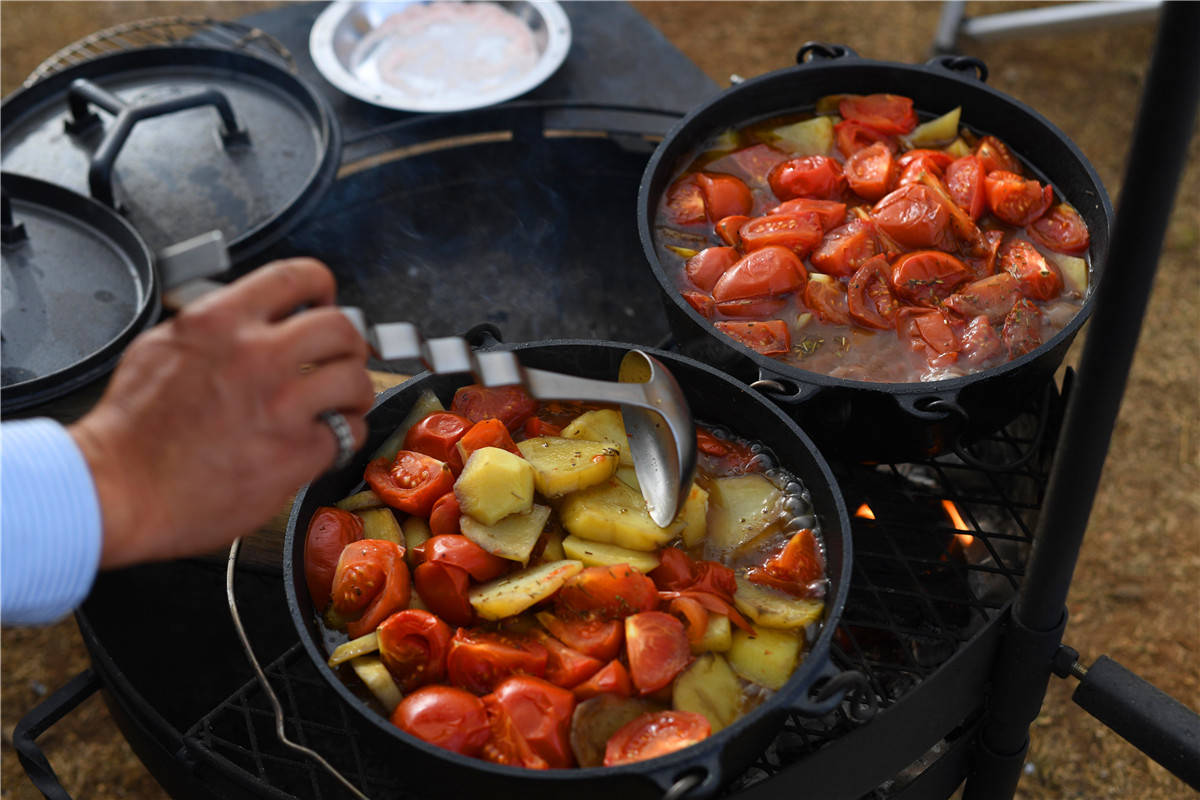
[{"x1": 309, "y1": 0, "x2": 571, "y2": 113}]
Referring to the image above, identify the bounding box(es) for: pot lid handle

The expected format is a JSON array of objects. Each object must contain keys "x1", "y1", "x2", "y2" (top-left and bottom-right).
[{"x1": 795, "y1": 42, "x2": 858, "y2": 64}]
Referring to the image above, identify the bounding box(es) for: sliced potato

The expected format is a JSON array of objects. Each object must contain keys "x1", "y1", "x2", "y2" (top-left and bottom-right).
[
  {"x1": 469, "y1": 559, "x2": 584, "y2": 620},
  {"x1": 455, "y1": 446, "x2": 535, "y2": 525},
  {"x1": 665, "y1": 245, "x2": 700, "y2": 259},
  {"x1": 767, "y1": 115, "x2": 834, "y2": 156},
  {"x1": 615, "y1": 465, "x2": 640, "y2": 491},
  {"x1": 371, "y1": 389, "x2": 444, "y2": 462},
  {"x1": 692, "y1": 612, "x2": 732, "y2": 654},
  {"x1": 707, "y1": 474, "x2": 784, "y2": 552},
  {"x1": 562, "y1": 535, "x2": 661, "y2": 573},
  {"x1": 679, "y1": 483, "x2": 710, "y2": 549},
  {"x1": 558, "y1": 478, "x2": 684, "y2": 551},
  {"x1": 327, "y1": 632, "x2": 380, "y2": 667},
  {"x1": 400, "y1": 516, "x2": 431, "y2": 568},
  {"x1": 350, "y1": 655, "x2": 403, "y2": 712},
  {"x1": 1046, "y1": 250, "x2": 1089, "y2": 296},
  {"x1": 407, "y1": 590, "x2": 429, "y2": 611},
  {"x1": 356, "y1": 507, "x2": 404, "y2": 545},
  {"x1": 336, "y1": 490, "x2": 383, "y2": 511},
  {"x1": 537, "y1": 528, "x2": 566, "y2": 564},
  {"x1": 461, "y1": 504, "x2": 551, "y2": 563},
  {"x1": 815, "y1": 94, "x2": 849, "y2": 115},
  {"x1": 728, "y1": 624, "x2": 803, "y2": 691},
  {"x1": 561, "y1": 409, "x2": 633, "y2": 466},
  {"x1": 673, "y1": 653, "x2": 741, "y2": 732},
  {"x1": 517, "y1": 437, "x2": 620, "y2": 497},
  {"x1": 570, "y1": 695, "x2": 660, "y2": 768},
  {"x1": 907, "y1": 106, "x2": 961, "y2": 147},
  {"x1": 943, "y1": 136, "x2": 972, "y2": 158},
  {"x1": 733, "y1": 577, "x2": 825, "y2": 630}
]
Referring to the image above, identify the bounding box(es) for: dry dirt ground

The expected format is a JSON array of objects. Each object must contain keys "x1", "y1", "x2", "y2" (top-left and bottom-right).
[{"x1": 2, "y1": 2, "x2": 1197, "y2": 799}]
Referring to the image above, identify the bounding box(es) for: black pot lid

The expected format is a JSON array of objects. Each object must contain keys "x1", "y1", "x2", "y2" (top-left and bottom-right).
[
  {"x1": 1, "y1": 172, "x2": 159, "y2": 412},
  {"x1": 1, "y1": 47, "x2": 341, "y2": 266}
]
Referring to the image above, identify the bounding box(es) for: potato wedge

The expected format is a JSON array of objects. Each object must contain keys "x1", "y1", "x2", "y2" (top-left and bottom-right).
[
  {"x1": 561, "y1": 409, "x2": 633, "y2": 466},
  {"x1": 336, "y1": 490, "x2": 384, "y2": 511},
  {"x1": 356, "y1": 507, "x2": 404, "y2": 545},
  {"x1": 461, "y1": 504, "x2": 551, "y2": 564},
  {"x1": 558, "y1": 478, "x2": 684, "y2": 551},
  {"x1": 328, "y1": 632, "x2": 380, "y2": 667},
  {"x1": 679, "y1": 484, "x2": 710, "y2": 549},
  {"x1": 615, "y1": 465, "x2": 640, "y2": 491},
  {"x1": 707, "y1": 474, "x2": 784, "y2": 552},
  {"x1": 517, "y1": 437, "x2": 620, "y2": 497},
  {"x1": 562, "y1": 535, "x2": 661, "y2": 573},
  {"x1": 350, "y1": 655, "x2": 403, "y2": 712},
  {"x1": 944, "y1": 137, "x2": 972, "y2": 158},
  {"x1": 371, "y1": 389, "x2": 444, "y2": 462},
  {"x1": 468, "y1": 559, "x2": 584, "y2": 620},
  {"x1": 728, "y1": 624, "x2": 803, "y2": 691},
  {"x1": 768, "y1": 115, "x2": 834, "y2": 156},
  {"x1": 400, "y1": 516, "x2": 431, "y2": 568},
  {"x1": 692, "y1": 612, "x2": 732, "y2": 654},
  {"x1": 1046, "y1": 251, "x2": 1088, "y2": 296},
  {"x1": 673, "y1": 653, "x2": 741, "y2": 732},
  {"x1": 733, "y1": 577, "x2": 825, "y2": 630},
  {"x1": 907, "y1": 106, "x2": 961, "y2": 147},
  {"x1": 455, "y1": 446, "x2": 535, "y2": 525}
]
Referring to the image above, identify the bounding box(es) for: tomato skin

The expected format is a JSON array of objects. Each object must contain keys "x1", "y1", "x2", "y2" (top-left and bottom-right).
[
  {"x1": 944, "y1": 272, "x2": 1021, "y2": 323},
  {"x1": 366, "y1": 451, "x2": 455, "y2": 516},
  {"x1": 557, "y1": 565, "x2": 659, "y2": 620},
  {"x1": 603, "y1": 710, "x2": 712, "y2": 766},
  {"x1": 974, "y1": 135, "x2": 1023, "y2": 175},
  {"x1": 738, "y1": 212, "x2": 823, "y2": 257},
  {"x1": 392, "y1": 685, "x2": 490, "y2": 756},
  {"x1": 896, "y1": 149, "x2": 954, "y2": 187},
  {"x1": 1027, "y1": 203, "x2": 1090, "y2": 254},
  {"x1": 303, "y1": 507, "x2": 363, "y2": 609},
  {"x1": 681, "y1": 291, "x2": 716, "y2": 319},
  {"x1": 649, "y1": 548, "x2": 694, "y2": 591},
  {"x1": 489, "y1": 675, "x2": 577, "y2": 769},
  {"x1": 624, "y1": 611, "x2": 691, "y2": 694},
  {"x1": 414, "y1": 560, "x2": 475, "y2": 627},
  {"x1": 834, "y1": 119, "x2": 896, "y2": 158},
  {"x1": 768, "y1": 198, "x2": 847, "y2": 232},
  {"x1": 902, "y1": 308, "x2": 961, "y2": 358},
  {"x1": 768, "y1": 155, "x2": 846, "y2": 201},
  {"x1": 984, "y1": 171, "x2": 1054, "y2": 227},
  {"x1": 572, "y1": 659, "x2": 633, "y2": 700},
  {"x1": 537, "y1": 631, "x2": 604, "y2": 689},
  {"x1": 714, "y1": 296, "x2": 789, "y2": 318},
  {"x1": 891, "y1": 250, "x2": 971, "y2": 306},
  {"x1": 403, "y1": 412, "x2": 472, "y2": 474},
  {"x1": 481, "y1": 695, "x2": 549, "y2": 769},
  {"x1": 535, "y1": 613, "x2": 624, "y2": 661},
  {"x1": 715, "y1": 215, "x2": 750, "y2": 246},
  {"x1": 332, "y1": 539, "x2": 413, "y2": 638},
  {"x1": 747, "y1": 528, "x2": 824, "y2": 597},
  {"x1": 447, "y1": 629, "x2": 550, "y2": 695},
  {"x1": 809, "y1": 218, "x2": 882, "y2": 278},
  {"x1": 522, "y1": 417, "x2": 563, "y2": 438},
  {"x1": 838, "y1": 94, "x2": 918, "y2": 135},
  {"x1": 424, "y1": 534, "x2": 509, "y2": 582},
  {"x1": 845, "y1": 141, "x2": 897, "y2": 202},
  {"x1": 378, "y1": 609, "x2": 454, "y2": 690},
  {"x1": 451, "y1": 385, "x2": 538, "y2": 432},
  {"x1": 1002, "y1": 298, "x2": 1045, "y2": 358},
  {"x1": 1000, "y1": 239, "x2": 1062, "y2": 300},
  {"x1": 695, "y1": 173, "x2": 753, "y2": 221},
  {"x1": 664, "y1": 175, "x2": 706, "y2": 225},
  {"x1": 457, "y1": 417, "x2": 521, "y2": 463},
  {"x1": 945, "y1": 156, "x2": 987, "y2": 220},
  {"x1": 428, "y1": 491, "x2": 462, "y2": 537},
  {"x1": 847, "y1": 258, "x2": 901, "y2": 330},
  {"x1": 713, "y1": 320, "x2": 791, "y2": 356},
  {"x1": 684, "y1": 246, "x2": 739, "y2": 293},
  {"x1": 711, "y1": 246, "x2": 806, "y2": 302},
  {"x1": 961, "y1": 315, "x2": 1005, "y2": 365},
  {"x1": 803, "y1": 277, "x2": 852, "y2": 325},
  {"x1": 871, "y1": 184, "x2": 957, "y2": 251}
]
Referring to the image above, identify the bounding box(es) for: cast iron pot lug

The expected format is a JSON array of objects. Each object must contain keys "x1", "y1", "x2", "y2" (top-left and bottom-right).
[
  {"x1": 788, "y1": 660, "x2": 878, "y2": 722},
  {"x1": 462, "y1": 322, "x2": 506, "y2": 349},
  {"x1": 924, "y1": 54, "x2": 990, "y2": 82},
  {"x1": 750, "y1": 367, "x2": 822, "y2": 405},
  {"x1": 894, "y1": 390, "x2": 963, "y2": 423},
  {"x1": 795, "y1": 42, "x2": 859, "y2": 64}
]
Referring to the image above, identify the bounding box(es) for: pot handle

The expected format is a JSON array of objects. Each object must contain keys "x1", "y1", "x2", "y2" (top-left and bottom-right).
[
  {"x1": 462, "y1": 322, "x2": 506, "y2": 350},
  {"x1": 795, "y1": 42, "x2": 859, "y2": 64},
  {"x1": 924, "y1": 54, "x2": 990, "y2": 83},
  {"x1": 12, "y1": 668, "x2": 100, "y2": 800},
  {"x1": 893, "y1": 391, "x2": 962, "y2": 422},
  {"x1": 750, "y1": 369, "x2": 822, "y2": 405},
  {"x1": 648, "y1": 761, "x2": 725, "y2": 800},
  {"x1": 790, "y1": 661, "x2": 879, "y2": 722},
  {"x1": 64, "y1": 78, "x2": 250, "y2": 209}
]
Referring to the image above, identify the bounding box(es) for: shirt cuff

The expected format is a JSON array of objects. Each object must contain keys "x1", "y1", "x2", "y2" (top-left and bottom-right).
[{"x1": 1, "y1": 418, "x2": 103, "y2": 626}]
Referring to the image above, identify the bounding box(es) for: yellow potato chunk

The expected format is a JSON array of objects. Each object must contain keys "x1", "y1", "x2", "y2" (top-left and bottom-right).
[
  {"x1": 517, "y1": 437, "x2": 620, "y2": 497},
  {"x1": 728, "y1": 624, "x2": 803, "y2": 691},
  {"x1": 733, "y1": 577, "x2": 825, "y2": 630},
  {"x1": 561, "y1": 535, "x2": 661, "y2": 573},
  {"x1": 615, "y1": 465, "x2": 640, "y2": 491},
  {"x1": 768, "y1": 115, "x2": 834, "y2": 156},
  {"x1": 536, "y1": 529, "x2": 566, "y2": 564},
  {"x1": 400, "y1": 516, "x2": 430, "y2": 568},
  {"x1": 561, "y1": 409, "x2": 633, "y2": 466},
  {"x1": 469, "y1": 559, "x2": 584, "y2": 620},
  {"x1": 1047, "y1": 250, "x2": 1088, "y2": 296},
  {"x1": 907, "y1": 106, "x2": 961, "y2": 147},
  {"x1": 673, "y1": 653, "x2": 742, "y2": 732},
  {"x1": 454, "y1": 446, "x2": 535, "y2": 525},
  {"x1": 691, "y1": 612, "x2": 732, "y2": 654},
  {"x1": 678, "y1": 484, "x2": 710, "y2": 548},
  {"x1": 707, "y1": 474, "x2": 784, "y2": 552},
  {"x1": 327, "y1": 632, "x2": 380, "y2": 667},
  {"x1": 336, "y1": 490, "x2": 383, "y2": 511},
  {"x1": 355, "y1": 507, "x2": 404, "y2": 545},
  {"x1": 350, "y1": 655, "x2": 403, "y2": 712},
  {"x1": 461, "y1": 504, "x2": 551, "y2": 564},
  {"x1": 557, "y1": 478, "x2": 684, "y2": 551}
]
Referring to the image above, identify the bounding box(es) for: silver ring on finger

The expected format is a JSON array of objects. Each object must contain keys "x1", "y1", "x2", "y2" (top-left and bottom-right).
[{"x1": 319, "y1": 410, "x2": 356, "y2": 470}]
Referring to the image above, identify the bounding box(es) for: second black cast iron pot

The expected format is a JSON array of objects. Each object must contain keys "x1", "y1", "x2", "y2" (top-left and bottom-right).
[
  {"x1": 283, "y1": 338, "x2": 854, "y2": 800},
  {"x1": 637, "y1": 44, "x2": 1113, "y2": 462}
]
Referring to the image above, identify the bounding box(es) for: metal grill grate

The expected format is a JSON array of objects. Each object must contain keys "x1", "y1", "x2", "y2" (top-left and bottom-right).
[{"x1": 186, "y1": 383, "x2": 1061, "y2": 800}]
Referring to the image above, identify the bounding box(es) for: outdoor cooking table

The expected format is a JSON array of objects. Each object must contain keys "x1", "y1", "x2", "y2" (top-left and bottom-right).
[{"x1": 12, "y1": 3, "x2": 1199, "y2": 800}]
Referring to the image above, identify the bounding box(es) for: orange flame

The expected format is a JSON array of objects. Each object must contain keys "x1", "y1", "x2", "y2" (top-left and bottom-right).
[
  {"x1": 941, "y1": 500, "x2": 974, "y2": 547},
  {"x1": 855, "y1": 503, "x2": 875, "y2": 520}
]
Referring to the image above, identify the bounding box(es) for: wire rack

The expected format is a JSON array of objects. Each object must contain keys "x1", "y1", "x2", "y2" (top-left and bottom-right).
[{"x1": 184, "y1": 381, "x2": 1062, "y2": 800}]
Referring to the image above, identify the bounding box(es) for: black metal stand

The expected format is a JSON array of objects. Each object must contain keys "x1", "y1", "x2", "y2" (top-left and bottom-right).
[{"x1": 964, "y1": 3, "x2": 1200, "y2": 797}]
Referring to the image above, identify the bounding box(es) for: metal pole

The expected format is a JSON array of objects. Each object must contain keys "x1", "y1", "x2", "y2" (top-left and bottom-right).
[{"x1": 965, "y1": 2, "x2": 1200, "y2": 797}]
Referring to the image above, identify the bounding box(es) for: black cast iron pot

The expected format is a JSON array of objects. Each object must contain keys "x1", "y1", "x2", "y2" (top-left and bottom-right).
[
  {"x1": 283, "y1": 338, "x2": 854, "y2": 800},
  {"x1": 637, "y1": 44, "x2": 1113, "y2": 462}
]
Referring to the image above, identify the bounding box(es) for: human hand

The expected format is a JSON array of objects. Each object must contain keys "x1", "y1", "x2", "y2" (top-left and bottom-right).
[{"x1": 69, "y1": 258, "x2": 376, "y2": 569}]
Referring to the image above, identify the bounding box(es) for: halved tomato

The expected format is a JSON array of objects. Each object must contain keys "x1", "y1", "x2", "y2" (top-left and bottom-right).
[
  {"x1": 428, "y1": 491, "x2": 462, "y2": 537},
  {"x1": 724, "y1": 143, "x2": 790, "y2": 184},
  {"x1": 392, "y1": 685, "x2": 489, "y2": 756},
  {"x1": 747, "y1": 528, "x2": 824, "y2": 597},
  {"x1": 834, "y1": 119, "x2": 897, "y2": 157},
  {"x1": 663, "y1": 175, "x2": 706, "y2": 225},
  {"x1": 891, "y1": 250, "x2": 971, "y2": 306},
  {"x1": 489, "y1": 675, "x2": 577, "y2": 768},
  {"x1": 536, "y1": 613, "x2": 624, "y2": 661},
  {"x1": 984, "y1": 171, "x2": 1053, "y2": 227},
  {"x1": 331, "y1": 539, "x2": 413, "y2": 638},
  {"x1": 413, "y1": 560, "x2": 474, "y2": 627},
  {"x1": 624, "y1": 611, "x2": 691, "y2": 694},
  {"x1": 366, "y1": 451, "x2": 455, "y2": 516},
  {"x1": 446, "y1": 629, "x2": 549, "y2": 695},
  {"x1": 695, "y1": 173, "x2": 753, "y2": 221},
  {"x1": 847, "y1": 258, "x2": 900, "y2": 330},
  {"x1": 424, "y1": 534, "x2": 509, "y2": 582},
  {"x1": 378, "y1": 608, "x2": 454, "y2": 691},
  {"x1": 303, "y1": 507, "x2": 363, "y2": 609},
  {"x1": 451, "y1": 385, "x2": 538, "y2": 432},
  {"x1": 999, "y1": 239, "x2": 1062, "y2": 300},
  {"x1": 715, "y1": 215, "x2": 750, "y2": 246},
  {"x1": 809, "y1": 218, "x2": 882, "y2": 278},
  {"x1": 403, "y1": 412, "x2": 472, "y2": 474},
  {"x1": 572, "y1": 659, "x2": 633, "y2": 700},
  {"x1": 481, "y1": 695, "x2": 548, "y2": 769},
  {"x1": 715, "y1": 297, "x2": 789, "y2": 318},
  {"x1": 943, "y1": 272, "x2": 1021, "y2": 323},
  {"x1": 838, "y1": 94, "x2": 918, "y2": 135},
  {"x1": 896, "y1": 149, "x2": 954, "y2": 186},
  {"x1": 844, "y1": 141, "x2": 896, "y2": 202},
  {"x1": 603, "y1": 711, "x2": 711, "y2": 766},
  {"x1": 457, "y1": 418, "x2": 521, "y2": 462},
  {"x1": 767, "y1": 198, "x2": 847, "y2": 232},
  {"x1": 711, "y1": 246, "x2": 806, "y2": 302},
  {"x1": 1027, "y1": 203, "x2": 1090, "y2": 254},
  {"x1": 961, "y1": 315, "x2": 1005, "y2": 365},
  {"x1": 713, "y1": 320, "x2": 791, "y2": 356},
  {"x1": 871, "y1": 184, "x2": 956, "y2": 252},
  {"x1": 738, "y1": 212, "x2": 823, "y2": 257},
  {"x1": 973, "y1": 135, "x2": 1024, "y2": 175},
  {"x1": 1002, "y1": 298, "x2": 1045, "y2": 358},
  {"x1": 537, "y1": 632, "x2": 604, "y2": 689},
  {"x1": 803, "y1": 276, "x2": 852, "y2": 325},
  {"x1": 768, "y1": 155, "x2": 846, "y2": 201},
  {"x1": 556, "y1": 565, "x2": 659, "y2": 620},
  {"x1": 682, "y1": 291, "x2": 716, "y2": 319},
  {"x1": 944, "y1": 156, "x2": 987, "y2": 220}
]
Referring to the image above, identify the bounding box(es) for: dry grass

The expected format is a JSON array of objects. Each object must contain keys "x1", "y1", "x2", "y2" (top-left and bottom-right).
[{"x1": 2, "y1": 2, "x2": 1197, "y2": 799}]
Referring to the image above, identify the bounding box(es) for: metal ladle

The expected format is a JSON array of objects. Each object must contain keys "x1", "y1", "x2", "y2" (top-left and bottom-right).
[{"x1": 343, "y1": 314, "x2": 697, "y2": 525}]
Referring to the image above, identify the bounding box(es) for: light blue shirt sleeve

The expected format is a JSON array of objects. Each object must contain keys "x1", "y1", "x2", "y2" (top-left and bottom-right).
[{"x1": 1, "y1": 418, "x2": 103, "y2": 626}]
